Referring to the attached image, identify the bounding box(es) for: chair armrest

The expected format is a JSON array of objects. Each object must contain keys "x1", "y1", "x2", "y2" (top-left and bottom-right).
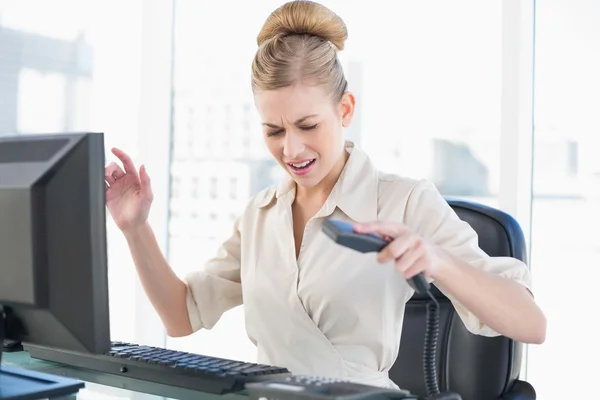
[{"x1": 500, "y1": 379, "x2": 536, "y2": 400}]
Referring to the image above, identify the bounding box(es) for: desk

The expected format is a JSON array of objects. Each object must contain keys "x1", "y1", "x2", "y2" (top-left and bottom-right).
[{"x1": 2, "y1": 352, "x2": 248, "y2": 400}]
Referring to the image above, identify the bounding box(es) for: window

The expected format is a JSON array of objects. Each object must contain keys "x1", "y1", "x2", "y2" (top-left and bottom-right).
[
  {"x1": 527, "y1": 1, "x2": 600, "y2": 398},
  {"x1": 209, "y1": 176, "x2": 218, "y2": 199},
  {"x1": 167, "y1": 0, "x2": 504, "y2": 361},
  {"x1": 229, "y1": 177, "x2": 238, "y2": 200},
  {"x1": 0, "y1": 0, "x2": 174, "y2": 346},
  {"x1": 191, "y1": 176, "x2": 200, "y2": 198}
]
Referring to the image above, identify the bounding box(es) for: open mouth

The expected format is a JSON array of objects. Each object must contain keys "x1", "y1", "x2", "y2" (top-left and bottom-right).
[
  {"x1": 287, "y1": 158, "x2": 317, "y2": 175},
  {"x1": 288, "y1": 158, "x2": 316, "y2": 171}
]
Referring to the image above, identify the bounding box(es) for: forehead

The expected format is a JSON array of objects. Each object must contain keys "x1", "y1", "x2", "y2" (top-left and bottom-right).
[{"x1": 255, "y1": 84, "x2": 334, "y2": 122}]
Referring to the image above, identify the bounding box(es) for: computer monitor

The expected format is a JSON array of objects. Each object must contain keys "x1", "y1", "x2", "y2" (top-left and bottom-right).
[{"x1": 0, "y1": 132, "x2": 111, "y2": 399}]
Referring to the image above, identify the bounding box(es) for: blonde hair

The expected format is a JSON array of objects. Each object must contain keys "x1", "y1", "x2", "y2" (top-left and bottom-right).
[{"x1": 252, "y1": 0, "x2": 348, "y2": 101}]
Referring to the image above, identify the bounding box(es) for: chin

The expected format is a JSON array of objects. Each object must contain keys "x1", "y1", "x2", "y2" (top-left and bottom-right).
[{"x1": 291, "y1": 175, "x2": 321, "y2": 189}]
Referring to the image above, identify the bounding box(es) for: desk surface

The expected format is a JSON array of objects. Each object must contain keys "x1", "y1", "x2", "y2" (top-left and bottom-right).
[{"x1": 2, "y1": 351, "x2": 248, "y2": 400}]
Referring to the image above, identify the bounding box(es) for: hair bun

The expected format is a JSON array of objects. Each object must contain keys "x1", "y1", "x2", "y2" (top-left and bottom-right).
[{"x1": 257, "y1": 0, "x2": 348, "y2": 51}]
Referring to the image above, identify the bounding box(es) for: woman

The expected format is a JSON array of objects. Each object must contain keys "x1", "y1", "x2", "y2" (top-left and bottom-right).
[{"x1": 104, "y1": 0, "x2": 546, "y2": 389}]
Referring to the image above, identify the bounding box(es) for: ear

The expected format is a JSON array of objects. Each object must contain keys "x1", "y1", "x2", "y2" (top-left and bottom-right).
[{"x1": 339, "y1": 91, "x2": 356, "y2": 128}]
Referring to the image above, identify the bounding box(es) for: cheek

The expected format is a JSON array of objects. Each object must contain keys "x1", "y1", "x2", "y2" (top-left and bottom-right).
[
  {"x1": 313, "y1": 124, "x2": 343, "y2": 153},
  {"x1": 264, "y1": 138, "x2": 284, "y2": 160}
]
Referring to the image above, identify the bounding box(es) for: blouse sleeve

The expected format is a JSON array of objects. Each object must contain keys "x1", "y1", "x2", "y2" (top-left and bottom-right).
[
  {"x1": 403, "y1": 180, "x2": 533, "y2": 336},
  {"x1": 183, "y1": 217, "x2": 243, "y2": 332}
]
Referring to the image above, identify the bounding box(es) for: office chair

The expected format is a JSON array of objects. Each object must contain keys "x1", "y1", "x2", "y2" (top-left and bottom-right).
[{"x1": 390, "y1": 199, "x2": 536, "y2": 400}]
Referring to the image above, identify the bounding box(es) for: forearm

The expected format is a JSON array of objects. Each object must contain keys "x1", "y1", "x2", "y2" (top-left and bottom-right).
[
  {"x1": 123, "y1": 222, "x2": 192, "y2": 337},
  {"x1": 433, "y1": 249, "x2": 546, "y2": 344}
]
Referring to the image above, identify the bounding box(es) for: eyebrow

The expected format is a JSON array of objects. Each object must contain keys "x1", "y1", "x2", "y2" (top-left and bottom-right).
[{"x1": 262, "y1": 114, "x2": 318, "y2": 129}]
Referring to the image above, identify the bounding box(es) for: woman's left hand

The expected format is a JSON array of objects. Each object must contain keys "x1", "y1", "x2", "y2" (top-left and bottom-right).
[{"x1": 354, "y1": 221, "x2": 447, "y2": 281}]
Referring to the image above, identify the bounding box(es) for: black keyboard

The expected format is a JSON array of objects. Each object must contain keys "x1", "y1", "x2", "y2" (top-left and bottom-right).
[{"x1": 24, "y1": 341, "x2": 291, "y2": 394}]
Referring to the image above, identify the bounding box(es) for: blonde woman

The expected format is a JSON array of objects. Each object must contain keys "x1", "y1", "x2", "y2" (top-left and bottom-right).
[{"x1": 104, "y1": 1, "x2": 546, "y2": 389}]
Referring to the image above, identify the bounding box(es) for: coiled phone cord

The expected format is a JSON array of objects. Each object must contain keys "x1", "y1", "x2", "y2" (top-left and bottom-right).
[{"x1": 422, "y1": 292, "x2": 462, "y2": 400}]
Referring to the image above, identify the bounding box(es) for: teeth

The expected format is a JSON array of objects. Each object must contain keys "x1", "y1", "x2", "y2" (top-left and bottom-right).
[{"x1": 291, "y1": 160, "x2": 313, "y2": 168}]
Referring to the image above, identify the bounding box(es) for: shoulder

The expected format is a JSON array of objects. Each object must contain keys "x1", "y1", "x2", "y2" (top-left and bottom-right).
[
  {"x1": 377, "y1": 172, "x2": 419, "y2": 196},
  {"x1": 375, "y1": 172, "x2": 447, "y2": 222},
  {"x1": 376, "y1": 172, "x2": 440, "y2": 205}
]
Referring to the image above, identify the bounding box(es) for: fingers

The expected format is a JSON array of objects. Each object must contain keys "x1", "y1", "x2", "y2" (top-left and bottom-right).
[
  {"x1": 373, "y1": 229, "x2": 430, "y2": 279},
  {"x1": 402, "y1": 257, "x2": 429, "y2": 281},
  {"x1": 111, "y1": 147, "x2": 139, "y2": 178},
  {"x1": 355, "y1": 221, "x2": 410, "y2": 238},
  {"x1": 361, "y1": 219, "x2": 433, "y2": 282},
  {"x1": 106, "y1": 162, "x2": 125, "y2": 179},
  {"x1": 139, "y1": 165, "x2": 153, "y2": 200},
  {"x1": 377, "y1": 231, "x2": 418, "y2": 263},
  {"x1": 393, "y1": 243, "x2": 425, "y2": 275},
  {"x1": 105, "y1": 162, "x2": 125, "y2": 185}
]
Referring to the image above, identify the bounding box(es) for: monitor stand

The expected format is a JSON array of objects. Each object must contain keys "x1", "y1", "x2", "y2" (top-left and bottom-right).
[{"x1": 1, "y1": 308, "x2": 85, "y2": 400}]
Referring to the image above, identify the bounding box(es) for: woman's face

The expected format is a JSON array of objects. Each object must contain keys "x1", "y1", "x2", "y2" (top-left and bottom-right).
[{"x1": 255, "y1": 83, "x2": 355, "y2": 190}]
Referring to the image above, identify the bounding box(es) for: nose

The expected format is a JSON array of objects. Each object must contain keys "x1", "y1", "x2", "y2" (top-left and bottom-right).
[{"x1": 283, "y1": 131, "x2": 305, "y2": 160}]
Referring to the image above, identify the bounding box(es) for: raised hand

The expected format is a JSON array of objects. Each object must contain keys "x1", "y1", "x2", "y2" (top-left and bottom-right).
[{"x1": 105, "y1": 148, "x2": 153, "y2": 233}]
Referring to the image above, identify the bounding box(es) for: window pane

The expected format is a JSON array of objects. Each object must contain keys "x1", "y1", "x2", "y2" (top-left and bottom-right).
[
  {"x1": 168, "y1": 0, "x2": 503, "y2": 358},
  {"x1": 528, "y1": 0, "x2": 600, "y2": 397},
  {"x1": 0, "y1": 0, "x2": 147, "y2": 342}
]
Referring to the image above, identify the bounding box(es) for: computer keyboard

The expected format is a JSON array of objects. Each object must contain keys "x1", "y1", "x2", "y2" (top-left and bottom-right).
[{"x1": 24, "y1": 341, "x2": 291, "y2": 394}]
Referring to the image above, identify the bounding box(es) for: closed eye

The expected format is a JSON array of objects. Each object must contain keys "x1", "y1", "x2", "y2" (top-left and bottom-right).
[
  {"x1": 266, "y1": 129, "x2": 284, "y2": 137},
  {"x1": 266, "y1": 124, "x2": 317, "y2": 137},
  {"x1": 300, "y1": 124, "x2": 318, "y2": 131}
]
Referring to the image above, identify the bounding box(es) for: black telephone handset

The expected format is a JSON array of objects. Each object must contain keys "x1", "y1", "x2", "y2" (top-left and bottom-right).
[
  {"x1": 321, "y1": 220, "x2": 430, "y2": 294},
  {"x1": 246, "y1": 376, "x2": 418, "y2": 400}
]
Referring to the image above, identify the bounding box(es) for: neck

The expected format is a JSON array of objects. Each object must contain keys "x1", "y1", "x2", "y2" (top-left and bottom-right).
[{"x1": 296, "y1": 148, "x2": 349, "y2": 203}]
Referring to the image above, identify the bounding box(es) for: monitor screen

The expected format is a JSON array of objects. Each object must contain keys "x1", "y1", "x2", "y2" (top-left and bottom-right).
[{"x1": 0, "y1": 132, "x2": 110, "y2": 355}]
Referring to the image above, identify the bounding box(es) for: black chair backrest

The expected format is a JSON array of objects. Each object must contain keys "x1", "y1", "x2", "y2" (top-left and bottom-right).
[{"x1": 389, "y1": 199, "x2": 527, "y2": 400}]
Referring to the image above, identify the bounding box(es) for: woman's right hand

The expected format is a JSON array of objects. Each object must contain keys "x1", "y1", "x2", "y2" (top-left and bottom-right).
[{"x1": 105, "y1": 148, "x2": 153, "y2": 233}]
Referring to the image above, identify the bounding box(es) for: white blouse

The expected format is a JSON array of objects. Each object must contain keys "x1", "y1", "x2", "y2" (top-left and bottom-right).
[{"x1": 184, "y1": 141, "x2": 532, "y2": 388}]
